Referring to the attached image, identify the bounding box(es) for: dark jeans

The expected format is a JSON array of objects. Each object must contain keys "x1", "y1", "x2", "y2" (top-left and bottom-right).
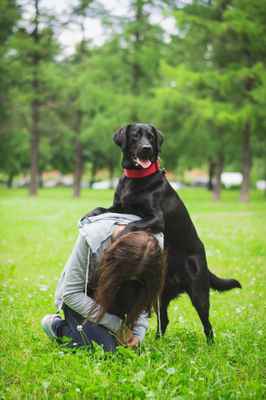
[{"x1": 54, "y1": 304, "x2": 117, "y2": 352}]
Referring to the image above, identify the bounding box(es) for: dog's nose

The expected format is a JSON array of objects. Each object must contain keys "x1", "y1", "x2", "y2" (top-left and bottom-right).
[
  {"x1": 141, "y1": 145, "x2": 153, "y2": 158},
  {"x1": 142, "y1": 145, "x2": 152, "y2": 151}
]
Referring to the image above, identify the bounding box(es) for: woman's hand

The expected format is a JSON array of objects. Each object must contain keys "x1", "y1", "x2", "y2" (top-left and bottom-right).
[
  {"x1": 127, "y1": 335, "x2": 140, "y2": 348},
  {"x1": 116, "y1": 325, "x2": 133, "y2": 346}
]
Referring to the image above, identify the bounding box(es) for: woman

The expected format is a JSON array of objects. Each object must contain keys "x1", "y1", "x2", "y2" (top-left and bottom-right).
[{"x1": 41, "y1": 212, "x2": 165, "y2": 352}]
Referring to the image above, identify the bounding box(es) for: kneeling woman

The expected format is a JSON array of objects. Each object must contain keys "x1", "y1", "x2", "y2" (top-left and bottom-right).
[{"x1": 41, "y1": 213, "x2": 165, "y2": 352}]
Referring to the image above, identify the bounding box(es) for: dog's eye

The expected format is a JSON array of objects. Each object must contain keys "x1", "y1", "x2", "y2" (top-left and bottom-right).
[
  {"x1": 132, "y1": 132, "x2": 140, "y2": 141},
  {"x1": 147, "y1": 133, "x2": 154, "y2": 141},
  {"x1": 131, "y1": 135, "x2": 138, "y2": 142}
]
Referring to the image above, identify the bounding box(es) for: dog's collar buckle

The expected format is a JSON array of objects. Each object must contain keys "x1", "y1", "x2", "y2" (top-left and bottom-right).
[{"x1": 123, "y1": 160, "x2": 160, "y2": 178}]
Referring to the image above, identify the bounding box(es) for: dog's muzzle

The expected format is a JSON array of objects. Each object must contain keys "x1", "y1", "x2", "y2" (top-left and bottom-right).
[{"x1": 138, "y1": 145, "x2": 153, "y2": 161}]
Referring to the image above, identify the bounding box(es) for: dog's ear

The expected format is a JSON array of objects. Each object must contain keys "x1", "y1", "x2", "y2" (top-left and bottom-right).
[
  {"x1": 113, "y1": 125, "x2": 131, "y2": 150},
  {"x1": 150, "y1": 125, "x2": 164, "y2": 153}
]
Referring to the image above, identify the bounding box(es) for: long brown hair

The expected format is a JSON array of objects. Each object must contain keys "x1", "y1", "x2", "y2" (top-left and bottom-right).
[{"x1": 94, "y1": 231, "x2": 166, "y2": 328}]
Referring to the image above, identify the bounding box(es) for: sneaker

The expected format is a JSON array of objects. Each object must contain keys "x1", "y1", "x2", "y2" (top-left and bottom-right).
[{"x1": 41, "y1": 314, "x2": 62, "y2": 340}]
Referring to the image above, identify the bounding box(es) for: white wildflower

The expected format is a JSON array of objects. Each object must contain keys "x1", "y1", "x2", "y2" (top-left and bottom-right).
[
  {"x1": 39, "y1": 284, "x2": 49, "y2": 292},
  {"x1": 166, "y1": 367, "x2": 176, "y2": 375}
]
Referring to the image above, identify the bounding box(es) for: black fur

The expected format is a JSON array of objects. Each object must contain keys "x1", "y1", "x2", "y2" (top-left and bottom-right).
[{"x1": 86, "y1": 123, "x2": 241, "y2": 343}]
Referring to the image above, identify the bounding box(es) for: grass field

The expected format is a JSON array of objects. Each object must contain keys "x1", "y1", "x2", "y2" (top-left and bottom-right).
[{"x1": 0, "y1": 187, "x2": 265, "y2": 399}]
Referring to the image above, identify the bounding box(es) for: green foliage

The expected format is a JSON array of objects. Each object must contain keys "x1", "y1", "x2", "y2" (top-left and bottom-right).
[
  {"x1": 0, "y1": 0, "x2": 266, "y2": 193},
  {"x1": 0, "y1": 1, "x2": 61, "y2": 182},
  {"x1": 0, "y1": 188, "x2": 265, "y2": 398},
  {"x1": 0, "y1": 128, "x2": 29, "y2": 177},
  {"x1": 149, "y1": 0, "x2": 266, "y2": 194},
  {"x1": 0, "y1": 0, "x2": 20, "y2": 123}
]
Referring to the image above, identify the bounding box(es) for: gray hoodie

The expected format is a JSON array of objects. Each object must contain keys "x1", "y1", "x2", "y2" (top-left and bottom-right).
[{"x1": 55, "y1": 213, "x2": 164, "y2": 342}]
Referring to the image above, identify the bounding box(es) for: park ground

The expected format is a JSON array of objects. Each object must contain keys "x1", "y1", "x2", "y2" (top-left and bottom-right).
[{"x1": 0, "y1": 188, "x2": 265, "y2": 399}]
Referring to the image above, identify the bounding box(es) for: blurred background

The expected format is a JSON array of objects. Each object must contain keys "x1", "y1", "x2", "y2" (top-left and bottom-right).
[{"x1": 0, "y1": 0, "x2": 265, "y2": 201}]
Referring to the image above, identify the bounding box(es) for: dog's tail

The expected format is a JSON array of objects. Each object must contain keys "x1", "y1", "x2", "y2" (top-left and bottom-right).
[{"x1": 209, "y1": 270, "x2": 241, "y2": 292}]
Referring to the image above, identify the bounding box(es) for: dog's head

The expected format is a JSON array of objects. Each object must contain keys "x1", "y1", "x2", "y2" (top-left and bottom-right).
[{"x1": 113, "y1": 123, "x2": 164, "y2": 169}]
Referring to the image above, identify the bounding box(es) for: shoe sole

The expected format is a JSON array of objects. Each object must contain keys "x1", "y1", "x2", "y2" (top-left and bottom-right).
[{"x1": 41, "y1": 315, "x2": 59, "y2": 340}]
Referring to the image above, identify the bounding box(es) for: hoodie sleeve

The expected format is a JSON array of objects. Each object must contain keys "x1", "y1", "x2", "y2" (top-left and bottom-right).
[
  {"x1": 132, "y1": 311, "x2": 149, "y2": 342},
  {"x1": 62, "y1": 234, "x2": 122, "y2": 334}
]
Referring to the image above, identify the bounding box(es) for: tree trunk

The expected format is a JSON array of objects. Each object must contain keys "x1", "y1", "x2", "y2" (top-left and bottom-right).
[
  {"x1": 108, "y1": 162, "x2": 115, "y2": 189},
  {"x1": 7, "y1": 172, "x2": 14, "y2": 188},
  {"x1": 73, "y1": 137, "x2": 83, "y2": 197},
  {"x1": 212, "y1": 152, "x2": 224, "y2": 201},
  {"x1": 29, "y1": 0, "x2": 40, "y2": 197},
  {"x1": 132, "y1": 0, "x2": 143, "y2": 96},
  {"x1": 38, "y1": 173, "x2": 43, "y2": 188},
  {"x1": 73, "y1": 110, "x2": 83, "y2": 198},
  {"x1": 264, "y1": 162, "x2": 266, "y2": 198},
  {"x1": 89, "y1": 162, "x2": 97, "y2": 188},
  {"x1": 240, "y1": 120, "x2": 252, "y2": 202},
  {"x1": 207, "y1": 159, "x2": 215, "y2": 191},
  {"x1": 29, "y1": 81, "x2": 40, "y2": 196}
]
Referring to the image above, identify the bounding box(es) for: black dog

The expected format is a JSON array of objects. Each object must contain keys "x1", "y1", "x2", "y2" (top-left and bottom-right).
[{"x1": 86, "y1": 123, "x2": 241, "y2": 342}]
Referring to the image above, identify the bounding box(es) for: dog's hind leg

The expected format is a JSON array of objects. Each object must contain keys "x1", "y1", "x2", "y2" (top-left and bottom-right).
[
  {"x1": 188, "y1": 286, "x2": 214, "y2": 344},
  {"x1": 185, "y1": 254, "x2": 214, "y2": 344}
]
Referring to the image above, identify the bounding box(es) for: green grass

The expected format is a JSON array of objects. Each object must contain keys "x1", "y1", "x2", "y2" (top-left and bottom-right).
[{"x1": 0, "y1": 187, "x2": 265, "y2": 399}]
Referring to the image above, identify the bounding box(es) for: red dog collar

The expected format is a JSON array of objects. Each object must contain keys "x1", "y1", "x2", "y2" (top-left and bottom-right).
[{"x1": 124, "y1": 160, "x2": 160, "y2": 178}]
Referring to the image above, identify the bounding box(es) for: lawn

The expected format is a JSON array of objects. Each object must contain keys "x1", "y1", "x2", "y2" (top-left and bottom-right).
[{"x1": 0, "y1": 187, "x2": 265, "y2": 399}]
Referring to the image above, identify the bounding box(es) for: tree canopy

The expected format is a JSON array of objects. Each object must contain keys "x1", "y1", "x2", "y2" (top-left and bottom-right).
[{"x1": 0, "y1": 0, "x2": 265, "y2": 200}]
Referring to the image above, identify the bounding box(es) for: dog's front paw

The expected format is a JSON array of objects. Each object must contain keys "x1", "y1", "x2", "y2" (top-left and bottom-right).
[{"x1": 83, "y1": 207, "x2": 107, "y2": 219}]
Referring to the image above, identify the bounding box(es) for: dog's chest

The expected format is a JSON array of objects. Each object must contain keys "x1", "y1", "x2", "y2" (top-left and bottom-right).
[{"x1": 119, "y1": 180, "x2": 153, "y2": 214}]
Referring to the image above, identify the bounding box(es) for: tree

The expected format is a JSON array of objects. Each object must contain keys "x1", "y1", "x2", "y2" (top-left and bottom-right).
[
  {"x1": 221, "y1": 0, "x2": 266, "y2": 201},
  {"x1": 0, "y1": 0, "x2": 23, "y2": 185},
  {"x1": 154, "y1": 0, "x2": 266, "y2": 201},
  {"x1": 0, "y1": 128, "x2": 29, "y2": 187},
  {"x1": 62, "y1": 0, "x2": 108, "y2": 197},
  {"x1": 0, "y1": 0, "x2": 20, "y2": 123},
  {"x1": 7, "y1": 0, "x2": 60, "y2": 195}
]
